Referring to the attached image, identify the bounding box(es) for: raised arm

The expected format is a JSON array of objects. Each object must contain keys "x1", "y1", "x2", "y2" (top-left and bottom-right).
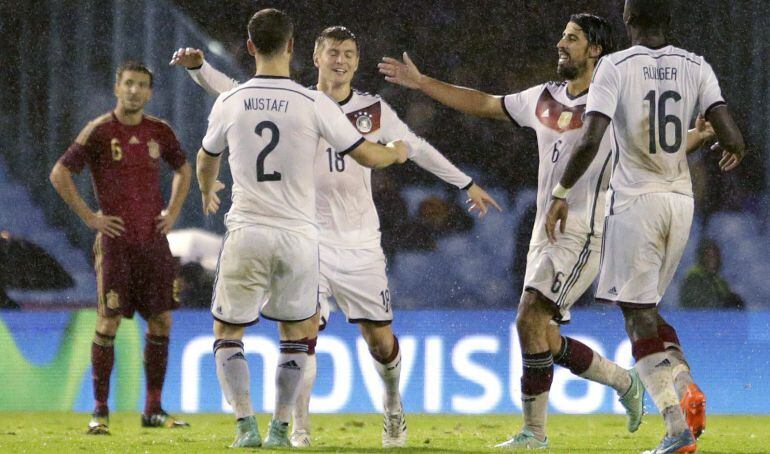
[
  {"x1": 170, "y1": 47, "x2": 240, "y2": 95},
  {"x1": 378, "y1": 52, "x2": 507, "y2": 120}
]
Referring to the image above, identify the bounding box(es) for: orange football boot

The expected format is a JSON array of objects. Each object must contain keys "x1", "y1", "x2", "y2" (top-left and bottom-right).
[{"x1": 679, "y1": 383, "x2": 706, "y2": 453}]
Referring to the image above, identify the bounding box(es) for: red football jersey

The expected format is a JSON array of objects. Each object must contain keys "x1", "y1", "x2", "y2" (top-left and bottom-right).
[{"x1": 61, "y1": 112, "x2": 187, "y2": 244}]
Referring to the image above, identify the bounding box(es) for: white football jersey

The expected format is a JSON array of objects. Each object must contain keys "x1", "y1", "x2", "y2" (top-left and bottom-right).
[
  {"x1": 191, "y1": 62, "x2": 472, "y2": 249},
  {"x1": 202, "y1": 76, "x2": 364, "y2": 238},
  {"x1": 586, "y1": 45, "x2": 725, "y2": 214},
  {"x1": 503, "y1": 82, "x2": 612, "y2": 250},
  {"x1": 316, "y1": 89, "x2": 472, "y2": 249}
]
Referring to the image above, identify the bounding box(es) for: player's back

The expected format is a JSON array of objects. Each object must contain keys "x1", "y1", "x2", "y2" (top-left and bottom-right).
[
  {"x1": 589, "y1": 45, "x2": 724, "y2": 212},
  {"x1": 203, "y1": 76, "x2": 363, "y2": 238}
]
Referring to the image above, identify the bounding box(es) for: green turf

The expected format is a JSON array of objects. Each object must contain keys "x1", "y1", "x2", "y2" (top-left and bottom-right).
[{"x1": 0, "y1": 412, "x2": 767, "y2": 453}]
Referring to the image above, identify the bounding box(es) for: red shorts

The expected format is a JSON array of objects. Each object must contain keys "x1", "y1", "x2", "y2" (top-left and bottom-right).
[{"x1": 93, "y1": 233, "x2": 180, "y2": 319}]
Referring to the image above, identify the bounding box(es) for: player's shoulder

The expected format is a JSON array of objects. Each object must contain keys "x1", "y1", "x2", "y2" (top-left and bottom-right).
[
  {"x1": 75, "y1": 112, "x2": 113, "y2": 145},
  {"x1": 220, "y1": 77, "x2": 317, "y2": 104},
  {"x1": 144, "y1": 114, "x2": 179, "y2": 138}
]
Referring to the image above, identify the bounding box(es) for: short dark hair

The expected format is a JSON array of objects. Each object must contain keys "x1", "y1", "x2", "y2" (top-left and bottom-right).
[
  {"x1": 247, "y1": 8, "x2": 294, "y2": 57},
  {"x1": 314, "y1": 26, "x2": 358, "y2": 55},
  {"x1": 626, "y1": 0, "x2": 671, "y2": 32},
  {"x1": 569, "y1": 13, "x2": 615, "y2": 58},
  {"x1": 116, "y1": 61, "x2": 153, "y2": 87}
]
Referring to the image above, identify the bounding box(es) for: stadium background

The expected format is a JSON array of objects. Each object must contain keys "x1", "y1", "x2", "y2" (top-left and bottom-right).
[{"x1": 0, "y1": 0, "x2": 768, "y2": 416}]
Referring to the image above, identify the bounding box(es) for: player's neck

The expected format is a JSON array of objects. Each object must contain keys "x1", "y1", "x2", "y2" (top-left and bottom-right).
[
  {"x1": 566, "y1": 74, "x2": 591, "y2": 98},
  {"x1": 254, "y1": 57, "x2": 291, "y2": 78},
  {"x1": 317, "y1": 80, "x2": 352, "y2": 103},
  {"x1": 630, "y1": 30, "x2": 667, "y2": 49},
  {"x1": 113, "y1": 107, "x2": 143, "y2": 126}
]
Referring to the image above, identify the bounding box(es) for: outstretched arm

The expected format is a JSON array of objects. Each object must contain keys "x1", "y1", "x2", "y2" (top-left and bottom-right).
[
  {"x1": 170, "y1": 47, "x2": 240, "y2": 95},
  {"x1": 346, "y1": 140, "x2": 409, "y2": 169},
  {"x1": 378, "y1": 52, "x2": 507, "y2": 120}
]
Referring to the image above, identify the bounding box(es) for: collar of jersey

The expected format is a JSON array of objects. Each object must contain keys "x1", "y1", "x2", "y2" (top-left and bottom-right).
[
  {"x1": 252, "y1": 75, "x2": 291, "y2": 80},
  {"x1": 309, "y1": 85, "x2": 354, "y2": 106}
]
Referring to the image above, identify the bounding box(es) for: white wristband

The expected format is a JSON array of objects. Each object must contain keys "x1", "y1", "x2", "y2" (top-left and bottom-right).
[{"x1": 551, "y1": 183, "x2": 571, "y2": 199}]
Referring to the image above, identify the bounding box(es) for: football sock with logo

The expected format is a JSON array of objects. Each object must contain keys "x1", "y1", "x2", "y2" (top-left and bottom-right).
[
  {"x1": 143, "y1": 334, "x2": 169, "y2": 414},
  {"x1": 521, "y1": 351, "x2": 554, "y2": 441},
  {"x1": 274, "y1": 338, "x2": 315, "y2": 423},
  {"x1": 633, "y1": 338, "x2": 687, "y2": 436},
  {"x1": 214, "y1": 339, "x2": 253, "y2": 420},
  {"x1": 92, "y1": 331, "x2": 115, "y2": 416},
  {"x1": 658, "y1": 324, "x2": 694, "y2": 400},
  {"x1": 292, "y1": 352, "x2": 316, "y2": 433},
  {"x1": 372, "y1": 336, "x2": 402, "y2": 413},
  {"x1": 554, "y1": 336, "x2": 631, "y2": 394}
]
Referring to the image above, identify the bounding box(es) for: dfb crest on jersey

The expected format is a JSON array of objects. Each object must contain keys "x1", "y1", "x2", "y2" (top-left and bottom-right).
[
  {"x1": 355, "y1": 113, "x2": 373, "y2": 133},
  {"x1": 148, "y1": 139, "x2": 160, "y2": 159},
  {"x1": 557, "y1": 112, "x2": 573, "y2": 130}
]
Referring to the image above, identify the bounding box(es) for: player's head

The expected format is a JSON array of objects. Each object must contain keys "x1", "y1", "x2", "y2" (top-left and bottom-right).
[
  {"x1": 114, "y1": 61, "x2": 153, "y2": 113},
  {"x1": 557, "y1": 14, "x2": 614, "y2": 80},
  {"x1": 623, "y1": 0, "x2": 671, "y2": 37},
  {"x1": 246, "y1": 8, "x2": 294, "y2": 59},
  {"x1": 313, "y1": 26, "x2": 359, "y2": 89}
]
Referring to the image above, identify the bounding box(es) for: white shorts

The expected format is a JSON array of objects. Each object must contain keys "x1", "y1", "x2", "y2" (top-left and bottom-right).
[
  {"x1": 596, "y1": 193, "x2": 694, "y2": 307},
  {"x1": 318, "y1": 244, "x2": 392, "y2": 328},
  {"x1": 523, "y1": 233, "x2": 600, "y2": 324},
  {"x1": 211, "y1": 225, "x2": 319, "y2": 325}
]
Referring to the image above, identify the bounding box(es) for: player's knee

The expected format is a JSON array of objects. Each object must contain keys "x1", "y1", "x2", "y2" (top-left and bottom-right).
[
  {"x1": 621, "y1": 306, "x2": 659, "y2": 340},
  {"x1": 213, "y1": 320, "x2": 245, "y2": 340},
  {"x1": 95, "y1": 314, "x2": 121, "y2": 336},
  {"x1": 148, "y1": 311, "x2": 172, "y2": 336}
]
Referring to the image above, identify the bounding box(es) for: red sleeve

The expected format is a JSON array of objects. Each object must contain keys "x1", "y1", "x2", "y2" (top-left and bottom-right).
[
  {"x1": 160, "y1": 125, "x2": 187, "y2": 170},
  {"x1": 59, "y1": 142, "x2": 91, "y2": 173}
]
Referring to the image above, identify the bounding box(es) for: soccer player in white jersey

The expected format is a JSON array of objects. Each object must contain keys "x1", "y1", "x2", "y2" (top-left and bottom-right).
[
  {"x1": 174, "y1": 25, "x2": 499, "y2": 448},
  {"x1": 380, "y1": 13, "x2": 714, "y2": 449},
  {"x1": 545, "y1": 1, "x2": 745, "y2": 452},
  {"x1": 195, "y1": 9, "x2": 410, "y2": 448}
]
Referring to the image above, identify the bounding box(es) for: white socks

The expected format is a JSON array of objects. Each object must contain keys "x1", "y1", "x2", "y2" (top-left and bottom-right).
[
  {"x1": 636, "y1": 351, "x2": 687, "y2": 436},
  {"x1": 292, "y1": 353, "x2": 316, "y2": 433},
  {"x1": 522, "y1": 392, "x2": 549, "y2": 441},
  {"x1": 581, "y1": 352, "x2": 633, "y2": 395},
  {"x1": 214, "y1": 340, "x2": 254, "y2": 420},
  {"x1": 373, "y1": 345, "x2": 402, "y2": 413},
  {"x1": 274, "y1": 350, "x2": 308, "y2": 423}
]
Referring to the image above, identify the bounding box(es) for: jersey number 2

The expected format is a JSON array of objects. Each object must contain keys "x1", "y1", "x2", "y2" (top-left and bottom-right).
[
  {"x1": 255, "y1": 121, "x2": 281, "y2": 181},
  {"x1": 643, "y1": 90, "x2": 682, "y2": 154}
]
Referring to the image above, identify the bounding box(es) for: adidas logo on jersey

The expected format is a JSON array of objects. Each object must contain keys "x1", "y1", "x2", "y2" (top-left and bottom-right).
[
  {"x1": 129, "y1": 136, "x2": 140, "y2": 144},
  {"x1": 608, "y1": 287, "x2": 618, "y2": 295},
  {"x1": 540, "y1": 108, "x2": 550, "y2": 118},
  {"x1": 278, "y1": 360, "x2": 301, "y2": 370}
]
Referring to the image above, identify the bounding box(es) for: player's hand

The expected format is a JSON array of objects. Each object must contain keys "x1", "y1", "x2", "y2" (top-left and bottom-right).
[
  {"x1": 694, "y1": 114, "x2": 715, "y2": 144},
  {"x1": 545, "y1": 197, "x2": 568, "y2": 244},
  {"x1": 386, "y1": 140, "x2": 410, "y2": 164},
  {"x1": 169, "y1": 47, "x2": 204, "y2": 69},
  {"x1": 466, "y1": 184, "x2": 502, "y2": 218},
  {"x1": 201, "y1": 180, "x2": 225, "y2": 215},
  {"x1": 86, "y1": 212, "x2": 125, "y2": 238},
  {"x1": 712, "y1": 142, "x2": 744, "y2": 172},
  {"x1": 378, "y1": 52, "x2": 423, "y2": 90},
  {"x1": 155, "y1": 209, "x2": 179, "y2": 235}
]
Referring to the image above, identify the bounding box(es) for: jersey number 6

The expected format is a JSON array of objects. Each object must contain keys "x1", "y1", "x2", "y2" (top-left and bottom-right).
[{"x1": 255, "y1": 121, "x2": 282, "y2": 182}]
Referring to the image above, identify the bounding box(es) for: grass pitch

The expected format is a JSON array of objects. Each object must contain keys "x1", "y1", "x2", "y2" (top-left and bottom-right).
[{"x1": 0, "y1": 412, "x2": 767, "y2": 453}]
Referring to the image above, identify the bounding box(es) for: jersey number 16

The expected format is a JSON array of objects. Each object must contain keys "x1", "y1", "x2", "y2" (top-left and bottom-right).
[{"x1": 643, "y1": 90, "x2": 682, "y2": 154}]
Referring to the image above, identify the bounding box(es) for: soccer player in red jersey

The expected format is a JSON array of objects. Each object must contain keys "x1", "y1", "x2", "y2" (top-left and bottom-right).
[{"x1": 50, "y1": 61, "x2": 192, "y2": 434}]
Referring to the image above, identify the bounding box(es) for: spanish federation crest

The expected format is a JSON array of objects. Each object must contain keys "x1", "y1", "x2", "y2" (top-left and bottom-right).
[
  {"x1": 355, "y1": 113, "x2": 373, "y2": 133},
  {"x1": 106, "y1": 290, "x2": 120, "y2": 310},
  {"x1": 147, "y1": 139, "x2": 160, "y2": 159}
]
